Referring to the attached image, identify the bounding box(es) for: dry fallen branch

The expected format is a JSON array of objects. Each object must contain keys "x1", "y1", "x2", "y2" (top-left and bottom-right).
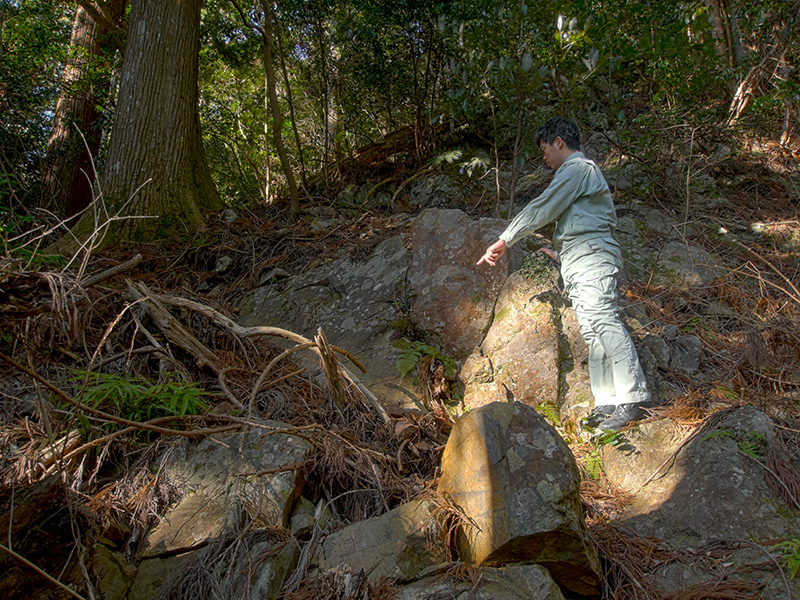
[
  {"x1": 137, "y1": 285, "x2": 393, "y2": 426},
  {"x1": 126, "y1": 280, "x2": 220, "y2": 372}
]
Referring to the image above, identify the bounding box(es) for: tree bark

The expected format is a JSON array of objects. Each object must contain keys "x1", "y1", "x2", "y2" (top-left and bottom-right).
[
  {"x1": 41, "y1": 1, "x2": 124, "y2": 220},
  {"x1": 59, "y1": 0, "x2": 221, "y2": 249},
  {"x1": 259, "y1": 0, "x2": 300, "y2": 219}
]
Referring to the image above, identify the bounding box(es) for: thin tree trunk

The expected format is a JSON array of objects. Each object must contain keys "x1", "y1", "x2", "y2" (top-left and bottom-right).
[
  {"x1": 275, "y1": 24, "x2": 307, "y2": 189},
  {"x1": 315, "y1": 19, "x2": 330, "y2": 185},
  {"x1": 42, "y1": 1, "x2": 124, "y2": 220},
  {"x1": 259, "y1": 0, "x2": 300, "y2": 218}
]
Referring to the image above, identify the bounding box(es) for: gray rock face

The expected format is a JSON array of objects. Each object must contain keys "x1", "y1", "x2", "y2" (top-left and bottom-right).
[
  {"x1": 317, "y1": 500, "x2": 444, "y2": 583},
  {"x1": 140, "y1": 424, "x2": 312, "y2": 557},
  {"x1": 608, "y1": 406, "x2": 800, "y2": 547},
  {"x1": 409, "y1": 173, "x2": 464, "y2": 208},
  {"x1": 615, "y1": 204, "x2": 723, "y2": 287},
  {"x1": 409, "y1": 209, "x2": 511, "y2": 360},
  {"x1": 238, "y1": 235, "x2": 416, "y2": 411},
  {"x1": 396, "y1": 563, "x2": 565, "y2": 600},
  {"x1": 438, "y1": 402, "x2": 601, "y2": 597}
]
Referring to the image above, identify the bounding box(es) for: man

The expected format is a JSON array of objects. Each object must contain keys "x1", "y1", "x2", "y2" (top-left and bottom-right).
[{"x1": 477, "y1": 117, "x2": 650, "y2": 430}]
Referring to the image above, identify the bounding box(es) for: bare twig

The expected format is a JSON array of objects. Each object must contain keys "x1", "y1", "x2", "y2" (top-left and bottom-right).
[{"x1": 0, "y1": 542, "x2": 89, "y2": 600}]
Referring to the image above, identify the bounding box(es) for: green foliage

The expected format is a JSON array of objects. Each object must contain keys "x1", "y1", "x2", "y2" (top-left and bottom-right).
[
  {"x1": 703, "y1": 427, "x2": 768, "y2": 459},
  {"x1": 72, "y1": 371, "x2": 210, "y2": 425},
  {"x1": 595, "y1": 429, "x2": 624, "y2": 447},
  {"x1": 536, "y1": 401, "x2": 561, "y2": 426},
  {"x1": 772, "y1": 537, "x2": 800, "y2": 579},
  {"x1": 0, "y1": 0, "x2": 73, "y2": 206},
  {"x1": 584, "y1": 449, "x2": 603, "y2": 480},
  {"x1": 520, "y1": 252, "x2": 551, "y2": 284},
  {"x1": 394, "y1": 339, "x2": 456, "y2": 381},
  {"x1": 1, "y1": 208, "x2": 65, "y2": 268}
]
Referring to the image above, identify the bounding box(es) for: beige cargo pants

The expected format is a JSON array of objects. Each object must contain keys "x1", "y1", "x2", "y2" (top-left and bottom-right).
[{"x1": 560, "y1": 237, "x2": 650, "y2": 407}]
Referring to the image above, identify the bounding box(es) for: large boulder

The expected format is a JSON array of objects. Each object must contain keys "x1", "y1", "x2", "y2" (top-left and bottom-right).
[
  {"x1": 459, "y1": 266, "x2": 562, "y2": 411},
  {"x1": 140, "y1": 423, "x2": 312, "y2": 557},
  {"x1": 607, "y1": 405, "x2": 800, "y2": 546},
  {"x1": 316, "y1": 499, "x2": 444, "y2": 583},
  {"x1": 438, "y1": 402, "x2": 601, "y2": 597},
  {"x1": 602, "y1": 407, "x2": 800, "y2": 599},
  {"x1": 409, "y1": 209, "x2": 511, "y2": 360},
  {"x1": 459, "y1": 258, "x2": 595, "y2": 419}
]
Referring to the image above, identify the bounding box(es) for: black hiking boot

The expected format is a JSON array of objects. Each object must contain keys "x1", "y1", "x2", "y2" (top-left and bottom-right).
[
  {"x1": 597, "y1": 402, "x2": 653, "y2": 431},
  {"x1": 581, "y1": 404, "x2": 616, "y2": 429}
]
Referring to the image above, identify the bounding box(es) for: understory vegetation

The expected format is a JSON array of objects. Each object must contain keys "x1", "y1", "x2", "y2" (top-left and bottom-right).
[{"x1": 1, "y1": 0, "x2": 800, "y2": 598}]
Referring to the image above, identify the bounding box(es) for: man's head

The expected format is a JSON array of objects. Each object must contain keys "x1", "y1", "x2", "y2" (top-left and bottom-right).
[
  {"x1": 534, "y1": 117, "x2": 581, "y2": 150},
  {"x1": 535, "y1": 117, "x2": 581, "y2": 170}
]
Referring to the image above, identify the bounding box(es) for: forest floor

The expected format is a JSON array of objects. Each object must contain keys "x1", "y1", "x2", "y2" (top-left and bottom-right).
[{"x1": 2, "y1": 133, "x2": 800, "y2": 599}]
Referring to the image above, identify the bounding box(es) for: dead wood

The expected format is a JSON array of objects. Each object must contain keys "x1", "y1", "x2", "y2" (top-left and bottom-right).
[
  {"x1": 126, "y1": 280, "x2": 220, "y2": 372},
  {"x1": 80, "y1": 252, "x2": 142, "y2": 287},
  {"x1": 142, "y1": 287, "x2": 394, "y2": 426}
]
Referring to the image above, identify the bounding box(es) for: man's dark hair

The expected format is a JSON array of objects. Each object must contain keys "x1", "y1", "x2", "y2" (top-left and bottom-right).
[{"x1": 534, "y1": 117, "x2": 581, "y2": 150}]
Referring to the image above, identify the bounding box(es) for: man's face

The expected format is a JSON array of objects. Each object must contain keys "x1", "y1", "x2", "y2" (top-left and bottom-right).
[{"x1": 540, "y1": 137, "x2": 569, "y2": 170}]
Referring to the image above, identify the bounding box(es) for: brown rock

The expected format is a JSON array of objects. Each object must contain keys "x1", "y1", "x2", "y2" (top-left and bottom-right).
[
  {"x1": 438, "y1": 402, "x2": 601, "y2": 597},
  {"x1": 409, "y1": 209, "x2": 510, "y2": 359},
  {"x1": 461, "y1": 268, "x2": 561, "y2": 411}
]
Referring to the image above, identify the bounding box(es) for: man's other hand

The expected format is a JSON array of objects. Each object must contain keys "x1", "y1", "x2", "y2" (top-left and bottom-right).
[{"x1": 537, "y1": 247, "x2": 558, "y2": 262}]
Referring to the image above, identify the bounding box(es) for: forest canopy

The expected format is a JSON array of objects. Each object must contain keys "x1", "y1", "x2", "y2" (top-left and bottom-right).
[{"x1": 0, "y1": 0, "x2": 797, "y2": 243}]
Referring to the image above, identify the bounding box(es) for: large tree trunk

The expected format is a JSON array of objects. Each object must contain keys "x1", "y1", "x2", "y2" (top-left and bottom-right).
[
  {"x1": 60, "y1": 0, "x2": 221, "y2": 250},
  {"x1": 41, "y1": 1, "x2": 124, "y2": 220}
]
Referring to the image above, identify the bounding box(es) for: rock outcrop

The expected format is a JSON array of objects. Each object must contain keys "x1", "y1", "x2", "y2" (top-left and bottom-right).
[
  {"x1": 238, "y1": 234, "x2": 416, "y2": 412},
  {"x1": 604, "y1": 405, "x2": 800, "y2": 599},
  {"x1": 409, "y1": 208, "x2": 510, "y2": 360}
]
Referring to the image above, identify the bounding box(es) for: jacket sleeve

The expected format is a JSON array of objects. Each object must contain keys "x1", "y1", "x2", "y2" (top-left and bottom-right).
[{"x1": 499, "y1": 161, "x2": 584, "y2": 247}]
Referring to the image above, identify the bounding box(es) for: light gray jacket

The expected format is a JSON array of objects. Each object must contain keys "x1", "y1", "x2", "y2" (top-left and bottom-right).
[{"x1": 499, "y1": 151, "x2": 617, "y2": 256}]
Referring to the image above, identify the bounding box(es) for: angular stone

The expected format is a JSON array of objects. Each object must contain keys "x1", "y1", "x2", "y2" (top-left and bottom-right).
[
  {"x1": 92, "y1": 544, "x2": 137, "y2": 600},
  {"x1": 438, "y1": 402, "x2": 601, "y2": 597},
  {"x1": 318, "y1": 499, "x2": 444, "y2": 583},
  {"x1": 409, "y1": 209, "x2": 510, "y2": 359},
  {"x1": 396, "y1": 563, "x2": 565, "y2": 600},
  {"x1": 601, "y1": 418, "x2": 693, "y2": 491},
  {"x1": 126, "y1": 552, "x2": 199, "y2": 600},
  {"x1": 669, "y1": 334, "x2": 703, "y2": 375},
  {"x1": 141, "y1": 423, "x2": 312, "y2": 557},
  {"x1": 221, "y1": 536, "x2": 300, "y2": 600}
]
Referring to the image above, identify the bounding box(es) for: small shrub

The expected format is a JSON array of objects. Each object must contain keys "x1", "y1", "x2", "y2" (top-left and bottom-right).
[
  {"x1": 772, "y1": 536, "x2": 800, "y2": 579},
  {"x1": 72, "y1": 370, "x2": 210, "y2": 425}
]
